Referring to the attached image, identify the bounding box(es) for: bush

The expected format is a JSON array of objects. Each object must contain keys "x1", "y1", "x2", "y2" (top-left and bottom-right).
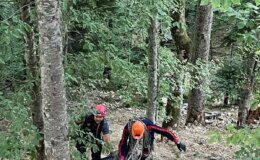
[
  {"x1": 209, "y1": 124, "x2": 260, "y2": 159},
  {"x1": 0, "y1": 92, "x2": 40, "y2": 159}
]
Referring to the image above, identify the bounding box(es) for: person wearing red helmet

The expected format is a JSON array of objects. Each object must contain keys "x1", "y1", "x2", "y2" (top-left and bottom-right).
[
  {"x1": 76, "y1": 104, "x2": 110, "y2": 160},
  {"x1": 118, "y1": 117, "x2": 186, "y2": 160}
]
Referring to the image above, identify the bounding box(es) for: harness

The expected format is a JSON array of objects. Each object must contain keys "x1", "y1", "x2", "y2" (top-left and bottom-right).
[{"x1": 126, "y1": 118, "x2": 152, "y2": 160}]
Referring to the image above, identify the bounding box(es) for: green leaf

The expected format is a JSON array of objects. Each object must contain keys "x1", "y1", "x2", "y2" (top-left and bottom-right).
[
  {"x1": 83, "y1": 42, "x2": 94, "y2": 51},
  {"x1": 212, "y1": 0, "x2": 221, "y2": 8},
  {"x1": 222, "y1": 0, "x2": 232, "y2": 10},
  {"x1": 158, "y1": 9, "x2": 167, "y2": 16},
  {"x1": 231, "y1": 0, "x2": 240, "y2": 5},
  {"x1": 0, "y1": 58, "x2": 5, "y2": 64},
  {"x1": 172, "y1": 22, "x2": 181, "y2": 29},
  {"x1": 226, "y1": 123, "x2": 236, "y2": 132},
  {"x1": 201, "y1": 0, "x2": 210, "y2": 5},
  {"x1": 256, "y1": 0, "x2": 260, "y2": 6}
]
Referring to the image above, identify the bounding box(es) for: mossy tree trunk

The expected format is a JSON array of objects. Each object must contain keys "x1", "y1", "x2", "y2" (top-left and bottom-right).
[
  {"x1": 171, "y1": 0, "x2": 192, "y2": 61},
  {"x1": 186, "y1": 1, "x2": 212, "y2": 125},
  {"x1": 237, "y1": 52, "x2": 257, "y2": 128},
  {"x1": 20, "y1": 0, "x2": 44, "y2": 159},
  {"x1": 163, "y1": 0, "x2": 192, "y2": 128}
]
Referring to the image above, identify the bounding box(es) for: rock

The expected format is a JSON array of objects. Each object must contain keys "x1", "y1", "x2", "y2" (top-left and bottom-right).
[
  {"x1": 207, "y1": 153, "x2": 225, "y2": 160},
  {"x1": 205, "y1": 119, "x2": 214, "y2": 124}
]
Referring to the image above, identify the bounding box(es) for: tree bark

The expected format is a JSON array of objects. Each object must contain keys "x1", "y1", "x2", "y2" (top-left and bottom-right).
[
  {"x1": 36, "y1": 0, "x2": 70, "y2": 159},
  {"x1": 20, "y1": 1, "x2": 44, "y2": 159},
  {"x1": 147, "y1": 16, "x2": 159, "y2": 122},
  {"x1": 162, "y1": 0, "x2": 192, "y2": 128},
  {"x1": 171, "y1": 0, "x2": 192, "y2": 61},
  {"x1": 237, "y1": 53, "x2": 257, "y2": 128},
  {"x1": 186, "y1": 1, "x2": 212, "y2": 125},
  {"x1": 224, "y1": 92, "x2": 229, "y2": 106}
]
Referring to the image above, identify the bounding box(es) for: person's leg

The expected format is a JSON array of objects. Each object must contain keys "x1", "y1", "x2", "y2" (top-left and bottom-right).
[
  {"x1": 76, "y1": 141, "x2": 86, "y2": 154},
  {"x1": 141, "y1": 155, "x2": 148, "y2": 160},
  {"x1": 91, "y1": 143, "x2": 102, "y2": 160},
  {"x1": 141, "y1": 147, "x2": 150, "y2": 160},
  {"x1": 76, "y1": 142, "x2": 87, "y2": 159}
]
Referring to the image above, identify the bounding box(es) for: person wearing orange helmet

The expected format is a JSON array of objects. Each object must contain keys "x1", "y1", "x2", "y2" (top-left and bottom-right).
[
  {"x1": 118, "y1": 117, "x2": 186, "y2": 160},
  {"x1": 76, "y1": 104, "x2": 110, "y2": 160}
]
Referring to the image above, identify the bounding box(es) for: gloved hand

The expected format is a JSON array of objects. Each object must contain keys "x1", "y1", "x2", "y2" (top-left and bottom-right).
[
  {"x1": 75, "y1": 142, "x2": 86, "y2": 154},
  {"x1": 176, "y1": 141, "x2": 186, "y2": 152}
]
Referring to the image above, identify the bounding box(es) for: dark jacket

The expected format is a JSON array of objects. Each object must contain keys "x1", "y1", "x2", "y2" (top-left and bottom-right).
[
  {"x1": 81, "y1": 114, "x2": 109, "y2": 140},
  {"x1": 118, "y1": 117, "x2": 179, "y2": 159}
]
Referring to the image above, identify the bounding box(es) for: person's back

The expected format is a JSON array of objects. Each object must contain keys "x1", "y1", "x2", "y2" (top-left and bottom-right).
[{"x1": 118, "y1": 117, "x2": 186, "y2": 160}]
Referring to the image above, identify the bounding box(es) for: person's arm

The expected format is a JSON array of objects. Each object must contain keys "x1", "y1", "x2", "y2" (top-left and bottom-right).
[
  {"x1": 147, "y1": 124, "x2": 179, "y2": 143},
  {"x1": 118, "y1": 125, "x2": 129, "y2": 160},
  {"x1": 102, "y1": 134, "x2": 110, "y2": 143},
  {"x1": 148, "y1": 124, "x2": 186, "y2": 151},
  {"x1": 102, "y1": 120, "x2": 110, "y2": 143}
]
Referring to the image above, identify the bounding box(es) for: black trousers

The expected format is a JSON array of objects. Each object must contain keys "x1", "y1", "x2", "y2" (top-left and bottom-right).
[
  {"x1": 91, "y1": 143, "x2": 102, "y2": 160},
  {"x1": 140, "y1": 154, "x2": 149, "y2": 160},
  {"x1": 76, "y1": 142, "x2": 102, "y2": 160}
]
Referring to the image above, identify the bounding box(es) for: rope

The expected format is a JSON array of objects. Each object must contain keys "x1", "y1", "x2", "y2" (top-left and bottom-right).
[
  {"x1": 126, "y1": 118, "x2": 152, "y2": 160},
  {"x1": 126, "y1": 139, "x2": 142, "y2": 160}
]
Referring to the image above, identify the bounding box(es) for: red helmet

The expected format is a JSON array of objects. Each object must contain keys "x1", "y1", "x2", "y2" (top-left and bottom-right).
[{"x1": 95, "y1": 104, "x2": 106, "y2": 117}]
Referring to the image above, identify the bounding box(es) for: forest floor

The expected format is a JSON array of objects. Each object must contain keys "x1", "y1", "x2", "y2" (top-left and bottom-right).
[{"x1": 70, "y1": 89, "x2": 243, "y2": 160}]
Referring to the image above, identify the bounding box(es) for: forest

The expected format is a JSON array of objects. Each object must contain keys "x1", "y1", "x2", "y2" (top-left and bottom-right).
[{"x1": 0, "y1": 0, "x2": 259, "y2": 159}]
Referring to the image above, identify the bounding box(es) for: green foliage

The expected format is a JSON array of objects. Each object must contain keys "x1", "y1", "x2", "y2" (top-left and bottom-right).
[
  {"x1": 210, "y1": 124, "x2": 260, "y2": 159},
  {"x1": 211, "y1": 55, "x2": 245, "y2": 103},
  {"x1": 0, "y1": 92, "x2": 41, "y2": 159},
  {"x1": 222, "y1": 2, "x2": 259, "y2": 46},
  {"x1": 201, "y1": 0, "x2": 260, "y2": 10},
  {"x1": 0, "y1": 1, "x2": 28, "y2": 90},
  {"x1": 1, "y1": 0, "x2": 258, "y2": 158},
  {"x1": 0, "y1": 2, "x2": 42, "y2": 159},
  {"x1": 112, "y1": 57, "x2": 147, "y2": 108},
  {"x1": 158, "y1": 48, "x2": 183, "y2": 98},
  {"x1": 251, "y1": 90, "x2": 260, "y2": 110},
  {"x1": 256, "y1": 0, "x2": 260, "y2": 5},
  {"x1": 62, "y1": 0, "x2": 181, "y2": 109},
  {"x1": 68, "y1": 107, "x2": 113, "y2": 159},
  {"x1": 211, "y1": 1, "x2": 259, "y2": 106}
]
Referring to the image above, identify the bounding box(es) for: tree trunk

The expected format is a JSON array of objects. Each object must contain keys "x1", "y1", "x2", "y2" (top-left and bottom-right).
[
  {"x1": 36, "y1": 0, "x2": 70, "y2": 159},
  {"x1": 162, "y1": 96, "x2": 181, "y2": 129},
  {"x1": 186, "y1": 1, "x2": 212, "y2": 125},
  {"x1": 20, "y1": 1, "x2": 44, "y2": 159},
  {"x1": 224, "y1": 92, "x2": 229, "y2": 106},
  {"x1": 171, "y1": 0, "x2": 192, "y2": 61},
  {"x1": 147, "y1": 16, "x2": 159, "y2": 122},
  {"x1": 162, "y1": 0, "x2": 192, "y2": 128},
  {"x1": 237, "y1": 53, "x2": 257, "y2": 128}
]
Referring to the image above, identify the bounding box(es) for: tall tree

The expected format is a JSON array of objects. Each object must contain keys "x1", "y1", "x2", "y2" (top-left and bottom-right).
[
  {"x1": 147, "y1": 15, "x2": 159, "y2": 122},
  {"x1": 162, "y1": 0, "x2": 193, "y2": 128},
  {"x1": 36, "y1": 0, "x2": 70, "y2": 159},
  {"x1": 20, "y1": 0, "x2": 44, "y2": 159},
  {"x1": 237, "y1": 50, "x2": 257, "y2": 127},
  {"x1": 186, "y1": 0, "x2": 213, "y2": 125},
  {"x1": 171, "y1": 0, "x2": 192, "y2": 61},
  {"x1": 217, "y1": 2, "x2": 259, "y2": 127}
]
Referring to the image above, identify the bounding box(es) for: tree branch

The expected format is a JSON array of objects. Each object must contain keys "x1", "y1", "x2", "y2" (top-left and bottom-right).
[{"x1": 0, "y1": 1, "x2": 35, "y2": 23}]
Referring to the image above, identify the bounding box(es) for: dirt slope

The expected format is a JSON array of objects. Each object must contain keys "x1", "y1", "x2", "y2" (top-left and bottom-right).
[{"x1": 78, "y1": 89, "x2": 239, "y2": 160}]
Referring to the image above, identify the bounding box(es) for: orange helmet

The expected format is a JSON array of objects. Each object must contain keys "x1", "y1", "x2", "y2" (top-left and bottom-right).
[{"x1": 131, "y1": 120, "x2": 144, "y2": 140}]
